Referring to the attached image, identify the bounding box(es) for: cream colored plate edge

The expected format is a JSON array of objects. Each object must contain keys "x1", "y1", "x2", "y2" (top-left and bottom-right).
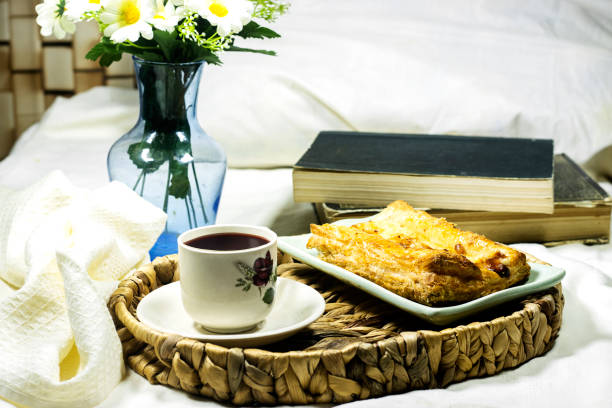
[
  {"x1": 278, "y1": 218, "x2": 565, "y2": 325},
  {"x1": 136, "y1": 277, "x2": 325, "y2": 347}
]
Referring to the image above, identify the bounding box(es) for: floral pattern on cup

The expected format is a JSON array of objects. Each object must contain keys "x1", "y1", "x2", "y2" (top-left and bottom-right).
[{"x1": 235, "y1": 251, "x2": 276, "y2": 304}]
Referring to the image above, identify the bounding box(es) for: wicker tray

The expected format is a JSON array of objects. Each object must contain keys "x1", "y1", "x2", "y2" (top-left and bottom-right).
[{"x1": 108, "y1": 253, "x2": 564, "y2": 405}]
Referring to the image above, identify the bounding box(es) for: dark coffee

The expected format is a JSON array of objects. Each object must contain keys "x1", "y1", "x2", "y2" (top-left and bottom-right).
[{"x1": 185, "y1": 233, "x2": 269, "y2": 251}]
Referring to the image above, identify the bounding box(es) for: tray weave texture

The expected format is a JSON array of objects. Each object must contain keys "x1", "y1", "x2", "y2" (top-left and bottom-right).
[{"x1": 108, "y1": 253, "x2": 564, "y2": 405}]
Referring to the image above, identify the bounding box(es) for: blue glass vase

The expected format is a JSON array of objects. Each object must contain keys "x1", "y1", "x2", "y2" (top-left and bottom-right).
[{"x1": 107, "y1": 57, "x2": 226, "y2": 258}]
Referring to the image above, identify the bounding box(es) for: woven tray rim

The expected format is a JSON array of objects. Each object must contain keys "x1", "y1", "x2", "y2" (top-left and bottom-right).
[{"x1": 108, "y1": 254, "x2": 564, "y2": 405}]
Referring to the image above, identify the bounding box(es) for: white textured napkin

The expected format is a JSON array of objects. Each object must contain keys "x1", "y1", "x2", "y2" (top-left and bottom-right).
[{"x1": 0, "y1": 171, "x2": 166, "y2": 407}]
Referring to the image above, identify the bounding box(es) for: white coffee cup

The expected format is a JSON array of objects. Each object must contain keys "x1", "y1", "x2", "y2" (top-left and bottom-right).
[{"x1": 178, "y1": 224, "x2": 278, "y2": 333}]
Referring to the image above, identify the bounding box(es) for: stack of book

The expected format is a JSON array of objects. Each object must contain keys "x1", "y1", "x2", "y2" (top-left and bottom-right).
[{"x1": 293, "y1": 131, "x2": 611, "y2": 245}]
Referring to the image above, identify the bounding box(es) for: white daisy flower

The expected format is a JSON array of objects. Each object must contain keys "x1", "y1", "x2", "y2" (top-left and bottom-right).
[
  {"x1": 100, "y1": 0, "x2": 154, "y2": 43},
  {"x1": 65, "y1": 0, "x2": 103, "y2": 20},
  {"x1": 149, "y1": 0, "x2": 182, "y2": 32},
  {"x1": 186, "y1": 0, "x2": 253, "y2": 37},
  {"x1": 35, "y1": 0, "x2": 77, "y2": 39}
]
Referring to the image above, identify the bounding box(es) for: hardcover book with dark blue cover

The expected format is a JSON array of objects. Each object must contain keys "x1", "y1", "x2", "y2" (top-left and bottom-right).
[
  {"x1": 293, "y1": 131, "x2": 555, "y2": 213},
  {"x1": 296, "y1": 131, "x2": 553, "y2": 178}
]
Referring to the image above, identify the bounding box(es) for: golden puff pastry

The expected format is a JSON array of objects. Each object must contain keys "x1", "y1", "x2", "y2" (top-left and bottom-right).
[
  {"x1": 359, "y1": 200, "x2": 530, "y2": 291},
  {"x1": 309, "y1": 224, "x2": 487, "y2": 305},
  {"x1": 307, "y1": 200, "x2": 531, "y2": 306}
]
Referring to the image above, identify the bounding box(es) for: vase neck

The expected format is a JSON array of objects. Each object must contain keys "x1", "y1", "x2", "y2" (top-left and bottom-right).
[{"x1": 134, "y1": 58, "x2": 204, "y2": 132}]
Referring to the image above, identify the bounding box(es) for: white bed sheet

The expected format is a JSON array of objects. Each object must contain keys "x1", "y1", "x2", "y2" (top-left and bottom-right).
[
  {"x1": 0, "y1": 125, "x2": 317, "y2": 236},
  {"x1": 1, "y1": 126, "x2": 611, "y2": 408}
]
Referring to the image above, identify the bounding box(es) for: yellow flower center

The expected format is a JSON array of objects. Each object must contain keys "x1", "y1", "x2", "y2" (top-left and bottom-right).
[
  {"x1": 209, "y1": 2, "x2": 228, "y2": 18},
  {"x1": 153, "y1": 3, "x2": 165, "y2": 19},
  {"x1": 120, "y1": 1, "x2": 140, "y2": 25},
  {"x1": 89, "y1": 0, "x2": 100, "y2": 4}
]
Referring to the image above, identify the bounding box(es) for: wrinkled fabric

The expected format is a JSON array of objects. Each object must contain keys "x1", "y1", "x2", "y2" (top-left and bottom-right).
[{"x1": 0, "y1": 171, "x2": 166, "y2": 407}]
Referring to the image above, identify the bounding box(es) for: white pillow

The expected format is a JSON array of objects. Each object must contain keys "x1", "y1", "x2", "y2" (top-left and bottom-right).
[
  {"x1": 37, "y1": 87, "x2": 138, "y2": 141},
  {"x1": 34, "y1": 0, "x2": 612, "y2": 168},
  {"x1": 197, "y1": 0, "x2": 612, "y2": 167}
]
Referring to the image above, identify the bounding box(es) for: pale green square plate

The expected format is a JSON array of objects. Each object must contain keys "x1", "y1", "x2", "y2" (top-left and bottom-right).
[{"x1": 278, "y1": 217, "x2": 565, "y2": 326}]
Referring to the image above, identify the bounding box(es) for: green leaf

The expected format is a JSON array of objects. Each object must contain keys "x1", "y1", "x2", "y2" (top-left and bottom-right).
[
  {"x1": 85, "y1": 43, "x2": 106, "y2": 61},
  {"x1": 116, "y1": 43, "x2": 165, "y2": 62},
  {"x1": 236, "y1": 262, "x2": 255, "y2": 278},
  {"x1": 127, "y1": 142, "x2": 167, "y2": 173},
  {"x1": 153, "y1": 29, "x2": 178, "y2": 61},
  {"x1": 168, "y1": 172, "x2": 190, "y2": 199},
  {"x1": 236, "y1": 21, "x2": 281, "y2": 39},
  {"x1": 86, "y1": 40, "x2": 123, "y2": 67},
  {"x1": 99, "y1": 51, "x2": 123, "y2": 67},
  {"x1": 137, "y1": 51, "x2": 166, "y2": 62},
  {"x1": 194, "y1": 16, "x2": 217, "y2": 38},
  {"x1": 226, "y1": 46, "x2": 276, "y2": 56},
  {"x1": 167, "y1": 157, "x2": 192, "y2": 199},
  {"x1": 196, "y1": 52, "x2": 222, "y2": 65},
  {"x1": 262, "y1": 287, "x2": 275, "y2": 304},
  {"x1": 180, "y1": 40, "x2": 222, "y2": 65}
]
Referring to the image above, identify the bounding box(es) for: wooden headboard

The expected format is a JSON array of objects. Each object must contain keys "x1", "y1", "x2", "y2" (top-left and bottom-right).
[{"x1": 0, "y1": 0, "x2": 136, "y2": 160}]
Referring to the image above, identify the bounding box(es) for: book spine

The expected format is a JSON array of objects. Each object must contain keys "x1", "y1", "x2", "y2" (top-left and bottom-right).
[{"x1": 561, "y1": 153, "x2": 610, "y2": 199}]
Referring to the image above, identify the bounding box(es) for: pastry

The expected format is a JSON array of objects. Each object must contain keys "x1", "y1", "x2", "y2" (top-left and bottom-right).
[{"x1": 307, "y1": 200, "x2": 531, "y2": 305}]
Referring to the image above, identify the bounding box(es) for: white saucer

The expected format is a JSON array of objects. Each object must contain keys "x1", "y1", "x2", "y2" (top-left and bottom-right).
[{"x1": 136, "y1": 277, "x2": 325, "y2": 347}]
